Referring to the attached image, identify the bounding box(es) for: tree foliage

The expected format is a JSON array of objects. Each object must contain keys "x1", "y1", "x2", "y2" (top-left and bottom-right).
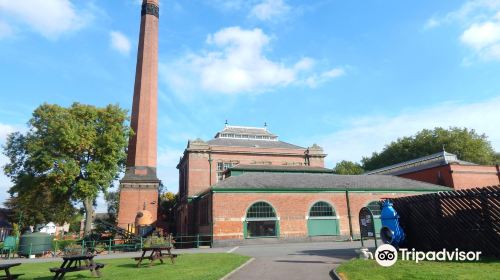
[
  {"x1": 159, "y1": 191, "x2": 178, "y2": 234},
  {"x1": 3, "y1": 103, "x2": 130, "y2": 235},
  {"x1": 333, "y1": 160, "x2": 364, "y2": 175},
  {"x1": 362, "y1": 127, "x2": 497, "y2": 171}
]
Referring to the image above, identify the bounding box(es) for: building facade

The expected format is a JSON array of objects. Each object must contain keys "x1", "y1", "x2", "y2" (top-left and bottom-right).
[
  {"x1": 176, "y1": 125, "x2": 449, "y2": 246},
  {"x1": 365, "y1": 151, "x2": 500, "y2": 190},
  {"x1": 176, "y1": 125, "x2": 327, "y2": 235},
  {"x1": 192, "y1": 170, "x2": 449, "y2": 246}
]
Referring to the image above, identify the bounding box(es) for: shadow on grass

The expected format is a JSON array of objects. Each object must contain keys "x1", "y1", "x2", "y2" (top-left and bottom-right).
[
  {"x1": 33, "y1": 273, "x2": 95, "y2": 280},
  {"x1": 115, "y1": 263, "x2": 169, "y2": 269}
]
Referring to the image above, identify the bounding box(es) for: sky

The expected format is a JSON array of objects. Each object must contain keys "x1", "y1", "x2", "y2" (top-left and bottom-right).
[{"x1": 0, "y1": 0, "x2": 500, "y2": 212}]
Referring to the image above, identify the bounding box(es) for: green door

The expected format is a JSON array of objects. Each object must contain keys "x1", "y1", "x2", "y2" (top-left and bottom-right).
[
  {"x1": 308, "y1": 218, "x2": 339, "y2": 236},
  {"x1": 373, "y1": 216, "x2": 382, "y2": 237}
]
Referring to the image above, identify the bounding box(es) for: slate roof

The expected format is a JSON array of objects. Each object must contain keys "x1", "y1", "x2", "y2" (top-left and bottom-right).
[
  {"x1": 229, "y1": 164, "x2": 333, "y2": 173},
  {"x1": 207, "y1": 138, "x2": 305, "y2": 149},
  {"x1": 216, "y1": 125, "x2": 276, "y2": 137},
  {"x1": 364, "y1": 151, "x2": 477, "y2": 175},
  {"x1": 212, "y1": 172, "x2": 451, "y2": 191}
]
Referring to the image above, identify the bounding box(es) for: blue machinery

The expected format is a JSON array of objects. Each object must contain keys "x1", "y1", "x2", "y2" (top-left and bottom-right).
[{"x1": 380, "y1": 199, "x2": 406, "y2": 247}]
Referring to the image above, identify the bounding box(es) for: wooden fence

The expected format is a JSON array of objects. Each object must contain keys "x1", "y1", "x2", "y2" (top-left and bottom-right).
[{"x1": 391, "y1": 185, "x2": 500, "y2": 258}]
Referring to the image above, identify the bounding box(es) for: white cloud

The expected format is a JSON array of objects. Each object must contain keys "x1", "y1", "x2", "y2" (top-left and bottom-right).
[
  {"x1": 0, "y1": 0, "x2": 90, "y2": 39},
  {"x1": 316, "y1": 96, "x2": 500, "y2": 167},
  {"x1": 250, "y1": 0, "x2": 291, "y2": 21},
  {"x1": 461, "y1": 20, "x2": 500, "y2": 60},
  {"x1": 424, "y1": 18, "x2": 440, "y2": 29},
  {"x1": 461, "y1": 21, "x2": 500, "y2": 49},
  {"x1": 304, "y1": 68, "x2": 345, "y2": 88},
  {"x1": 110, "y1": 31, "x2": 132, "y2": 55},
  {"x1": 0, "y1": 123, "x2": 15, "y2": 141},
  {"x1": 161, "y1": 26, "x2": 344, "y2": 96},
  {"x1": 425, "y1": 0, "x2": 500, "y2": 61}
]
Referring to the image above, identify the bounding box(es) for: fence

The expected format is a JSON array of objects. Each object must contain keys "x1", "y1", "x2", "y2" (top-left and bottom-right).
[
  {"x1": 174, "y1": 234, "x2": 212, "y2": 249},
  {"x1": 391, "y1": 185, "x2": 500, "y2": 258},
  {"x1": 0, "y1": 228, "x2": 12, "y2": 242},
  {"x1": 1, "y1": 234, "x2": 213, "y2": 259}
]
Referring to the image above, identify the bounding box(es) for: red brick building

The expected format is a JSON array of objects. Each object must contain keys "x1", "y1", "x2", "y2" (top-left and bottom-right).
[
  {"x1": 176, "y1": 126, "x2": 448, "y2": 246},
  {"x1": 176, "y1": 125, "x2": 327, "y2": 235},
  {"x1": 365, "y1": 151, "x2": 500, "y2": 190}
]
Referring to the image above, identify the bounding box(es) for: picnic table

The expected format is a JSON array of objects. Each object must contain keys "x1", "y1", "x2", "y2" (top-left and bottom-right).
[
  {"x1": 49, "y1": 254, "x2": 104, "y2": 280},
  {"x1": 0, "y1": 263, "x2": 23, "y2": 280},
  {"x1": 134, "y1": 246, "x2": 178, "y2": 267}
]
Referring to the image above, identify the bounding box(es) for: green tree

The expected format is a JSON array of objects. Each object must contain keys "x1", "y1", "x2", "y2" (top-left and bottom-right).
[
  {"x1": 4, "y1": 174, "x2": 75, "y2": 226},
  {"x1": 159, "y1": 191, "x2": 178, "y2": 234},
  {"x1": 104, "y1": 191, "x2": 119, "y2": 224},
  {"x1": 362, "y1": 127, "x2": 497, "y2": 171},
  {"x1": 333, "y1": 160, "x2": 364, "y2": 175},
  {"x1": 3, "y1": 103, "x2": 130, "y2": 236}
]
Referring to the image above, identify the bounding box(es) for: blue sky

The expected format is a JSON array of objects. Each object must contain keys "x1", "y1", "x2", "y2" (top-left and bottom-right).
[{"x1": 1, "y1": 0, "x2": 500, "y2": 211}]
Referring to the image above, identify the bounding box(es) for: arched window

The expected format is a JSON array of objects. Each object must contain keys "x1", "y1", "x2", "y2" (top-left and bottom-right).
[
  {"x1": 367, "y1": 201, "x2": 382, "y2": 216},
  {"x1": 309, "y1": 201, "x2": 336, "y2": 217},
  {"x1": 307, "y1": 201, "x2": 339, "y2": 236},
  {"x1": 245, "y1": 202, "x2": 278, "y2": 238},
  {"x1": 247, "y1": 202, "x2": 276, "y2": 219}
]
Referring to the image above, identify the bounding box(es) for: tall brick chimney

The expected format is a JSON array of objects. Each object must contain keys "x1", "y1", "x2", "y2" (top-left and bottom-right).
[{"x1": 117, "y1": 0, "x2": 160, "y2": 230}]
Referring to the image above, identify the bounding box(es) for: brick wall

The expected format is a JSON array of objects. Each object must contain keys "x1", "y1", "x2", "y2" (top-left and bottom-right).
[
  {"x1": 399, "y1": 165, "x2": 454, "y2": 187},
  {"x1": 449, "y1": 164, "x2": 500, "y2": 189},
  {"x1": 398, "y1": 164, "x2": 500, "y2": 190},
  {"x1": 211, "y1": 192, "x2": 417, "y2": 241},
  {"x1": 117, "y1": 186, "x2": 158, "y2": 229}
]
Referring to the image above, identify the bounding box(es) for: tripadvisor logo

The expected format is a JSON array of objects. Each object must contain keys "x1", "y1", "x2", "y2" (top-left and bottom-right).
[
  {"x1": 375, "y1": 244, "x2": 398, "y2": 267},
  {"x1": 374, "y1": 244, "x2": 482, "y2": 267}
]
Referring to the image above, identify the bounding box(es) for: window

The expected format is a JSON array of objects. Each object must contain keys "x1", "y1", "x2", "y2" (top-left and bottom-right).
[
  {"x1": 216, "y1": 161, "x2": 238, "y2": 182},
  {"x1": 367, "y1": 201, "x2": 382, "y2": 216},
  {"x1": 217, "y1": 162, "x2": 224, "y2": 171},
  {"x1": 247, "y1": 202, "x2": 276, "y2": 219},
  {"x1": 245, "y1": 202, "x2": 278, "y2": 238},
  {"x1": 309, "y1": 202, "x2": 335, "y2": 217}
]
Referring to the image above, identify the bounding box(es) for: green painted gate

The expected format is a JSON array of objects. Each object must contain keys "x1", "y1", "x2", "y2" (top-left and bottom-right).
[
  {"x1": 307, "y1": 218, "x2": 339, "y2": 236},
  {"x1": 373, "y1": 216, "x2": 382, "y2": 237}
]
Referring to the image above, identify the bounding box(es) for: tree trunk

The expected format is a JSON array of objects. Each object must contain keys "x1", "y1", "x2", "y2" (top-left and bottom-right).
[{"x1": 83, "y1": 197, "x2": 94, "y2": 237}]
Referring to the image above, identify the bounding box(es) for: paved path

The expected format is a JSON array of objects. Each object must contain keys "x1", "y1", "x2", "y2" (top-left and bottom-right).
[{"x1": 226, "y1": 241, "x2": 374, "y2": 280}]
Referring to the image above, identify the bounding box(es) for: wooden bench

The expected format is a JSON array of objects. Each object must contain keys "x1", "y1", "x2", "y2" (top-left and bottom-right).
[
  {"x1": 50, "y1": 254, "x2": 104, "y2": 280},
  {"x1": 134, "y1": 246, "x2": 177, "y2": 267},
  {"x1": 0, "y1": 263, "x2": 23, "y2": 280}
]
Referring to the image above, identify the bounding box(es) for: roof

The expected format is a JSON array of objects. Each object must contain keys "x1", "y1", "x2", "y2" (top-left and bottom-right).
[
  {"x1": 212, "y1": 172, "x2": 451, "y2": 192},
  {"x1": 364, "y1": 151, "x2": 477, "y2": 176},
  {"x1": 207, "y1": 138, "x2": 305, "y2": 149},
  {"x1": 216, "y1": 125, "x2": 277, "y2": 138},
  {"x1": 228, "y1": 164, "x2": 333, "y2": 173}
]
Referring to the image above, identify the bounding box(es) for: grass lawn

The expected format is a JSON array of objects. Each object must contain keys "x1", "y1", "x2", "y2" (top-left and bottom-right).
[
  {"x1": 7, "y1": 253, "x2": 250, "y2": 280},
  {"x1": 336, "y1": 258, "x2": 500, "y2": 280}
]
